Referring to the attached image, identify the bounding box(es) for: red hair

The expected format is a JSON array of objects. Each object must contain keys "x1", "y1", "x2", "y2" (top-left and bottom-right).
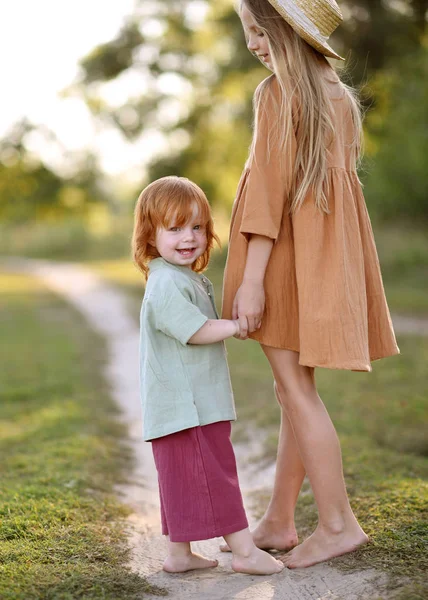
[{"x1": 132, "y1": 176, "x2": 220, "y2": 279}]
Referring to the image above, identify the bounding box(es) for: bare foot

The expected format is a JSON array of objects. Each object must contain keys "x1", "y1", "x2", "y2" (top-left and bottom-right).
[
  {"x1": 253, "y1": 521, "x2": 299, "y2": 551},
  {"x1": 163, "y1": 553, "x2": 218, "y2": 573},
  {"x1": 283, "y1": 525, "x2": 369, "y2": 569},
  {"x1": 232, "y1": 547, "x2": 284, "y2": 575},
  {"x1": 221, "y1": 521, "x2": 298, "y2": 553}
]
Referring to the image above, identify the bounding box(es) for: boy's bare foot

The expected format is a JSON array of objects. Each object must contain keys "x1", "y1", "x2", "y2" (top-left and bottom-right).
[
  {"x1": 163, "y1": 553, "x2": 218, "y2": 573},
  {"x1": 283, "y1": 526, "x2": 369, "y2": 569},
  {"x1": 221, "y1": 521, "x2": 298, "y2": 553},
  {"x1": 232, "y1": 546, "x2": 284, "y2": 575}
]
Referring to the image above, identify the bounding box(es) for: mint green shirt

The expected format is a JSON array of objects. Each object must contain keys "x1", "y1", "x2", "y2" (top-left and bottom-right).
[{"x1": 139, "y1": 258, "x2": 236, "y2": 441}]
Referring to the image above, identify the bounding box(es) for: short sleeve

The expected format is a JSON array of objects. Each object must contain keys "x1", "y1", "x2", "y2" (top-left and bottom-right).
[
  {"x1": 152, "y1": 276, "x2": 208, "y2": 346},
  {"x1": 240, "y1": 76, "x2": 296, "y2": 241}
]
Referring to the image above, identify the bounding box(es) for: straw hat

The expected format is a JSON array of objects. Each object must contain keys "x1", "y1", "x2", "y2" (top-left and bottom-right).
[{"x1": 266, "y1": 0, "x2": 344, "y2": 60}]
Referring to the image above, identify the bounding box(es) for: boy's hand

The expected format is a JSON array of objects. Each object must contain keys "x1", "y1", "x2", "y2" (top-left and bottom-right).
[
  {"x1": 233, "y1": 319, "x2": 248, "y2": 340},
  {"x1": 232, "y1": 319, "x2": 242, "y2": 339}
]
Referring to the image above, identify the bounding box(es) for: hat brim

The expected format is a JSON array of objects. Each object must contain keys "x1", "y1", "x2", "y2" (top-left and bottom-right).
[
  {"x1": 268, "y1": 0, "x2": 345, "y2": 61},
  {"x1": 302, "y1": 33, "x2": 344, "y2": 61}
]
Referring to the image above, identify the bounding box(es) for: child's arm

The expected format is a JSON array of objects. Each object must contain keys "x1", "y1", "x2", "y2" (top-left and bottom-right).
[{"x1": 188, "y1": 319, "x2": 240, "y2": 345}]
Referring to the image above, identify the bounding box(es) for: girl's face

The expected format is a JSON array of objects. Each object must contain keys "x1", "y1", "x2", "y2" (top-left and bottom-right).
[
  {"x1": 240, "y1": 3, "x2": 273, "y2": 70},
  {"x1": 154, "y1": 205, "x2": 207, "y2": 269}
]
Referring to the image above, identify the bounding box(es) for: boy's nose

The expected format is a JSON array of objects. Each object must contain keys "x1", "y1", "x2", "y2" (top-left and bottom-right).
[{"x1": 183, "y1": 228, "x2": 196, "y2": 240}]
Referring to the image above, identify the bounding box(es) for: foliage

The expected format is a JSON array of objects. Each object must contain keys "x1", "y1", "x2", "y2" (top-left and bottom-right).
[
  {"x1": 339, "y1": 0, "x2": 428, "y2": 82},
  {"x1": 77, "y1": 0, "x2": 265, "y2": 208},
  {"x1": 363, "y1": 46, "x2": 428, "y2": 223},
  {"x1": 1, "y1": 1, "x2": 427, "y2": 224},
  {"x1": 81, "y1": 22, "x2": 144, "y2": 83},
  {"x1": 0, "y1": 121, "x2": 104, "y2": 224},
  {"x1": 75, "y1": 0, "x2": 428, "y2": 221}
]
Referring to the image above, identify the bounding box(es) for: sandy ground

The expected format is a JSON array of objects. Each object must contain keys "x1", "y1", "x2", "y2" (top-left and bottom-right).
[{"x1": 6, "y1": 258, "x2": 420, "y2": 599}]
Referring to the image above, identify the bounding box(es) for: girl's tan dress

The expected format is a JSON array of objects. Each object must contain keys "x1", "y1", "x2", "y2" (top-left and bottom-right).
[{"x1": 222, "y1": 74, "x2": 399, "y2": 371}]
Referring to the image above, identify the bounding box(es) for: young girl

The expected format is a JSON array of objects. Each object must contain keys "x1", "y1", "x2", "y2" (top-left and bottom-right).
[
  {"x1": 221, "y1": 0, "x2": 400, "y2": 569},
  {"x1": 132, "y1": 175, "x2": 283, "y2": 575}
]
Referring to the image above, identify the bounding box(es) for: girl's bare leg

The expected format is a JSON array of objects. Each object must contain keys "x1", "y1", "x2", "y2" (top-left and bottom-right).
[
  {"x1": 163, "y1": 539, "x2": 218, "y2": 573},
  {"x1": 223, "y1": 528, "x2": 284, "y2": 575},
  {"x1": 262, "y1": 346, "x2": 368, "y2": 568},
  {"x1": 220, "y1": 382, "x2": 306, "y2": 552},
  {"x1": 251, "y1": 382, "x2": 304, "y2": 551}
]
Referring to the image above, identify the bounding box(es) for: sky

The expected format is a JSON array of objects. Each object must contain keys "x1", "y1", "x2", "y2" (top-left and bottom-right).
[{"x1": 0, "y1": 0, "x2": 164, "y2": 179}]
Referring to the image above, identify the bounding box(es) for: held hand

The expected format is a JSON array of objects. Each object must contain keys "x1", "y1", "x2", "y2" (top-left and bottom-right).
[
  {"x1": 232, "y1": 280, "x2": 265, "y2": 338},
  {"x1": 232, "y1": 319, "x2": 241, "y2": 339}
]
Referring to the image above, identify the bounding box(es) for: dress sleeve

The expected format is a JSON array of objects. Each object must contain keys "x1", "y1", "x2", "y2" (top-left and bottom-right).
[
  {"x1": 240, "y1": 76, "x2": 296, "y2": 241},
  {"x1": 152, "y1": 275, "x2": 208, "y2": 346}
]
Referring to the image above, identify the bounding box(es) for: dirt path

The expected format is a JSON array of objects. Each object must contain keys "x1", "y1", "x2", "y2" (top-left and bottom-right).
[{"x1": 6, "y1": 257, "x2": 422, "y2": 599}]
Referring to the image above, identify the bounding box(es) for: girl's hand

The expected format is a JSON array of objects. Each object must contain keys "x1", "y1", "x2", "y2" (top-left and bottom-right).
[{"x1": 232, "y1": 280, "x2": 265, "y2": 339}]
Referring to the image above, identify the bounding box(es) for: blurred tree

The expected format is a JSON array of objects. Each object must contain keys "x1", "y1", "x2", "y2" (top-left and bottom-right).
[
  {"x1": 75, "y1": 0, "x2": 266, "y2": 208},
  {"x1": 0, "y1": 121, "x2": 103, "y2": 223},
  {"x1": 81, "y1": 23, "x2": 144, "y2": 83},
  {"x1": 363, "y1": 45, "x2": 428, "y2": 223},
  {"x1": 75, "y1": 0, "x2": 427, "y2": 218},
  {"x1": 339, "y1": 0, "x2": 427, "y2": 82},
  {"x1": 413, "y1": 0, "x2": 428, "y2": 30}
]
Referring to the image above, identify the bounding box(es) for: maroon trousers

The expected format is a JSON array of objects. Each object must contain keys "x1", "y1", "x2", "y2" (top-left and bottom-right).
[{"x1": 151, "y1": 421, "x2": 248, "y2": 542}]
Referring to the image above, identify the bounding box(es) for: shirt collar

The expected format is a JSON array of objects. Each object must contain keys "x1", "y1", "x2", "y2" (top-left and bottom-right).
[{"x1": 148, "y1": 257, "x2": 205, "y2": 284}]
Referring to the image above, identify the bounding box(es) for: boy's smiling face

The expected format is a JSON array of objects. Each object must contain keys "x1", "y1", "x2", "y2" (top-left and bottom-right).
[{"x1": 155, "y1": 204, "x2": 207, "y2": 268}]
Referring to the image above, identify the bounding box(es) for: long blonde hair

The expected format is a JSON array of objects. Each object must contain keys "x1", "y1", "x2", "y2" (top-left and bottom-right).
[{"x1": 241, "y1": 0, "x2": 363, "y2": 213}]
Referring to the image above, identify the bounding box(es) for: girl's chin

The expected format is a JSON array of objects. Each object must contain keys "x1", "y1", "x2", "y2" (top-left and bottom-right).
[{"x1": 260, "y1": 58, "x2": 273, "y2": 71}]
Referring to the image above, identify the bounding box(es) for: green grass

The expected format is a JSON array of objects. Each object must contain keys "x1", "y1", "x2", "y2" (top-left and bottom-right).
[
  {"x1": 3, "y1": 217, "x2": 426, "y2": 598},
  {"x1": 0, "y1": 219, "x2": 132, "y2": 262},
  {"x1": 225, "y1": 331, "x2": 427, "y2": 599},
  {"x1": 88, "y1": 251, "x2": 427, "y2": 598},
  {"x1": 373, "y1": 226, "x2": 428, "y2": 316},
  {"x1": 0, "y1": 273, "x2": 165, "y2": 600}
]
